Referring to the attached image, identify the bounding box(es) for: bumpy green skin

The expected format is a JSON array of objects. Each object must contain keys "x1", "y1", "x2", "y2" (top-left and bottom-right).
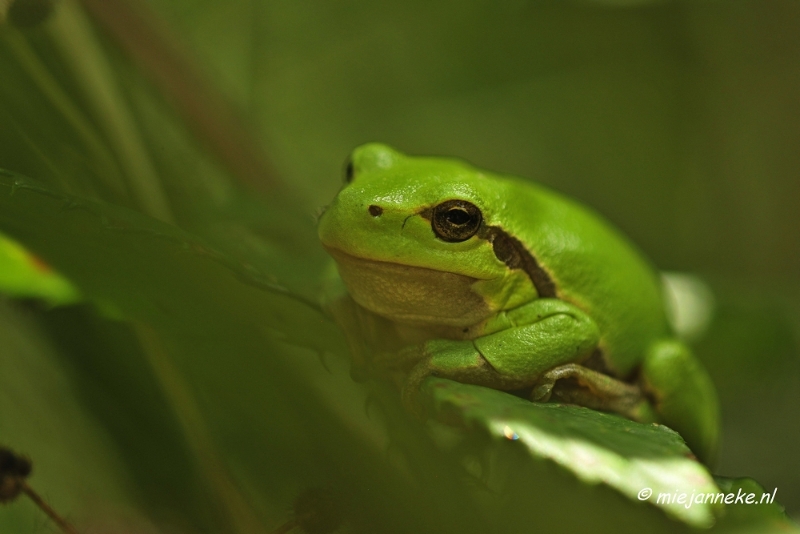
[{"x1": 318, "y1": 143, "x2": 719, "y2": 464}]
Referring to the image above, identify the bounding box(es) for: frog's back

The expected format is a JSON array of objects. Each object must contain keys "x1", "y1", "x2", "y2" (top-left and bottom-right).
[{"x1": 495, "y1": 176, "x2": 669, "y2": 376}]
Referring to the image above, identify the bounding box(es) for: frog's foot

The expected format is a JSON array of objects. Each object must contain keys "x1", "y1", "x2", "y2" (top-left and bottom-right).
[
  {"x1": 349, "y1": 341, "x2": 428, "y2": 385},
  {"x1": 531, "y1": 364, "x2": 655, "y2": 422},
  {"x1": 401, "y1": 348, "x2": 506, "y2": 419},
  {"x1": 401, "y1": 359, "x2": 434, "y2": 419},
  {"x1": 641, "y1": 340, "x2": 719, "y2": 464}
]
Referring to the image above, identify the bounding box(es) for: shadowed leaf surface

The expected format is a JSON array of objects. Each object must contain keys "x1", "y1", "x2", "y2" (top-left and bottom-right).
[{"x1": 422, "y1": 377, "x2": 719, "y2": 527}]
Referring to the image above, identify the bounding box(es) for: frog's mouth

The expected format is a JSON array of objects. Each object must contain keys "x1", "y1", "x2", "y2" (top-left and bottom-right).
[{"x1": 325, "y1": 247, "x2": 492, "y2": 327}]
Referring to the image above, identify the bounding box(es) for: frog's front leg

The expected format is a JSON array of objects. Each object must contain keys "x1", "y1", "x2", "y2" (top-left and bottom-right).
[{"x1": 402, "y1": 299, "x2": 602, "y2": 415}]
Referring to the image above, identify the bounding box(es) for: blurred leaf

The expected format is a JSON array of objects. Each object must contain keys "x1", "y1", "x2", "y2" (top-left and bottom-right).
[
  {"x1": 0, "y1": 231, "x2": 80, "y2": 304},
  {"x1": 0, "y1": 168, "x2": 334, "y2": 353},
  {"x1": 6, "y1": 0, "x2": 57, "y2": 29},
  {"x1": 713, "y1": 477, "x2": 799, "y2": 534}
]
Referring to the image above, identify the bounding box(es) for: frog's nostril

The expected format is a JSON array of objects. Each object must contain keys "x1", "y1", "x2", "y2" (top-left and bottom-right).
[{"x1": 368, "y1": 205, "x2": 383, "y2": 217}]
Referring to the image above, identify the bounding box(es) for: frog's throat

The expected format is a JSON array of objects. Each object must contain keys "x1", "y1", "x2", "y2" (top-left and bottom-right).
[{"x1": 326, "y1": 247, "x2": 493, "y2": 328}]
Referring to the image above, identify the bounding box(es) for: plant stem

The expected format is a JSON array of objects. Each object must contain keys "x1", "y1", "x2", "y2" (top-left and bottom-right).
[
  {"x1": 21, "y1": 481, "x2": 80, "y2": 534},
  {"x1": 77, "y1": 0, "x2": 280, "y2": 193}
]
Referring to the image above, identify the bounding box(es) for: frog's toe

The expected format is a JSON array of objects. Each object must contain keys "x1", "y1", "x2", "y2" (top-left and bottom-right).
[
  {"x1": 401, "y1": 360, "x2": 433, "y2": 419},
  {"x1": 531, "y1": 381, "x2": 555, "y2": 402}
]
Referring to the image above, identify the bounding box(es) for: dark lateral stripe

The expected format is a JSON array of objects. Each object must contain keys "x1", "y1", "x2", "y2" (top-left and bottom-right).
[
  {"x1": 418, "y1": 207, "x2": 558, "y2": 298},
  {"x1": 485, "y1": 226, "x2": 558, "y2": 298}
]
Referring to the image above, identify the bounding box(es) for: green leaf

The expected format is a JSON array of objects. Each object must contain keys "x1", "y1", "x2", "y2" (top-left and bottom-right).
[
  {"x1": 0, "y1": 168, "x2": 336, "y2": 354},
  {"x1": 422, "y1": 376, "x2": 721, "y2": 528},
  {"x1": 0, "y1": 230, "x2": 80, "y2": 304}
]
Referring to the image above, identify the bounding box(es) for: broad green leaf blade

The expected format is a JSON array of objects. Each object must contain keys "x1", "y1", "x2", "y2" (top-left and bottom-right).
[
  {"x1": 422, "y1": 377, "x2": 720, "y2": 528},
  {"x1": 0, "y1": 169, "x2": 336, "y2": 354},
  {"x1": 0, "y1": 231, "x2": 80, "y2": 304}
]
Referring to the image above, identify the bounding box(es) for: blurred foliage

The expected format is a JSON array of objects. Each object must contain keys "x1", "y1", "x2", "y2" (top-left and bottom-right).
[
  {"x1": 0, "y1": 232, "x2": 80, "y2": 304},
  {"x1": 0, "y1": 0, "x2": 798, "y2": 532}
]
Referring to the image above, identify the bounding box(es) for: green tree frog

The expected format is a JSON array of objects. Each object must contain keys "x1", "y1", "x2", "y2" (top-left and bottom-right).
[{"x1": 318, "y1": 143, "x2": 719, "y2": 464}]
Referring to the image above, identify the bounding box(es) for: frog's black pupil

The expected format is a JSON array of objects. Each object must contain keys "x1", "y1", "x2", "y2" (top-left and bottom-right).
[{"x1": 446, "y1": 209, "x2": 470, "y2": 225}]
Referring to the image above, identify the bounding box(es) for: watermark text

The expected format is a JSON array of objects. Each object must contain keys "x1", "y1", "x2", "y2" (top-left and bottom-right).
[{"x1": 637, "y1": 487, "x2": 777, "y2": 509}]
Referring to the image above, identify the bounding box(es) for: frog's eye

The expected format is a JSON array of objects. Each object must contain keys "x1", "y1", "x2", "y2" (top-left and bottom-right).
[
  {"x1": 431, "y1": 200, "x2": 482, "y2": 242},
  {"x1": 343, "y1": 157, "x2": 355, "y2": 183}
]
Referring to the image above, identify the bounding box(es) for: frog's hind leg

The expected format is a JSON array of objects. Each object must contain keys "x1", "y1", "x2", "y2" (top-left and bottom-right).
[{"x1": 641, "y1": 339, "x2": 719, "y2": 465}]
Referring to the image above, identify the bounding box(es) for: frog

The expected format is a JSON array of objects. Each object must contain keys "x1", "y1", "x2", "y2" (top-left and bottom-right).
[{"x1": 317, "y1": 143, "x2": 719, "y2": 464}]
